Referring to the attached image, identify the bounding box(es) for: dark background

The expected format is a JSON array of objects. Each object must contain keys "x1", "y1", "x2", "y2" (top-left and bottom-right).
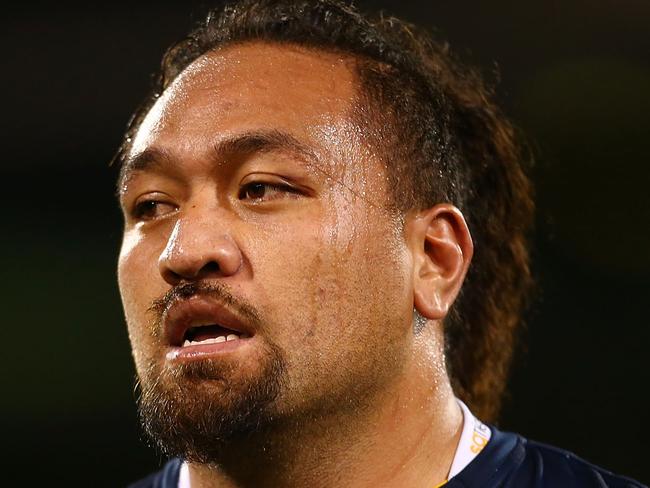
[{"x1": 3, "y1": 1, "x2": 649, "y2": 486}]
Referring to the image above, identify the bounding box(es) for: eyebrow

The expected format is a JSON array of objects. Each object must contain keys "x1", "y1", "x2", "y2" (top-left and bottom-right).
[{"x1": 117, "y1": 129, "x2": 318, "y2": 193}]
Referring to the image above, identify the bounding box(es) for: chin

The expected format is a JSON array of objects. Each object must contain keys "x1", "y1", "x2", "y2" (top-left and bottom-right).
[{"x1": 136, "y1": 340, "x2": 288, "y2": 463}]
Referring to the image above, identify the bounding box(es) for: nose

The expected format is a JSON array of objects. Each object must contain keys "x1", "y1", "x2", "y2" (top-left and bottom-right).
[{"x1": 158, "y1": 213, "x2": 243, "y2": 286}]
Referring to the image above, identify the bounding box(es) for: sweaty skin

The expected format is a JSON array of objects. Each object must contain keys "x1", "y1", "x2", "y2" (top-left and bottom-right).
[{"x1": 118, "y1": 42, "x2": 473, "y2": 488}]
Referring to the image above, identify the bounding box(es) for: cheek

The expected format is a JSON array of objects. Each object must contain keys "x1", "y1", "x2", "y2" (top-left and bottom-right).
[
  {"x1": 262, "y1": 210, "x2": 412, "y2": 408},
  {"x1": 324, "y1": 233, "x2": 410, "y2": 337},
  {"x1": 320, "y1": 194, "x2": 410, "y2": 313},
  {"x1": 117, "y1": 229, "x2": 166, "y2": 360},
  {"x1": 118, "y1": 228, "x2": 165, "y2": 300},
  {"x1": 118, "y1": 230, "x2": 147, "y2": 315},
  {"x1": 253, "y1": 201, "x2": 410, "y2": 350},
  {"x1": 247, "y1": 221, "x2": 324, "y2": 321}
]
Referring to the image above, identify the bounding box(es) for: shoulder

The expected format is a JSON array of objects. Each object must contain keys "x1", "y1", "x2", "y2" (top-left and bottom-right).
[
  {"x1": 127, "y1": 458, "x2": 182, "y2": 488},
  {"x1": 521, "y1": 436, "x2": 645, "y2": 487},
  {"x1": 450, "y1": 427, "x2": 646, "y2": 488}
]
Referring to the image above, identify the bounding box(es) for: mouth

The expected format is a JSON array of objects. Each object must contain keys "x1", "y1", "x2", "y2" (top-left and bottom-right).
[
  {"x1": 181, "y1": 323, "x2": 251, "y2": 347},
  {"x1": 163, "y1": 295, "x2": 255, "y2": 362}
]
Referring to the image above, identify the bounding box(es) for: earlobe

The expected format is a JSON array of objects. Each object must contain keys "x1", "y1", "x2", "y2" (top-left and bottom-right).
[{"x1": 409, "y1": 204, "x2": 473, "y2": 321}]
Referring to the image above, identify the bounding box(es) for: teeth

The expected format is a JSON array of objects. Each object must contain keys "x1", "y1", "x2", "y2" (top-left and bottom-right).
[{"x1": 181, "y1": 332, "x2": 243, "y2": 347}]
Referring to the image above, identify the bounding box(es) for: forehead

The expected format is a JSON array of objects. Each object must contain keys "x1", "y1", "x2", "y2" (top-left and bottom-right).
[{"x1": 128, "y1": 42, "x2": 362, "y2": 161}]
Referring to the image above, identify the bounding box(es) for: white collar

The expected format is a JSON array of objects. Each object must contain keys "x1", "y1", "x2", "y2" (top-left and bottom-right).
[{"x1": 447, "y1": 399, "x2": 491, "y2": 479}]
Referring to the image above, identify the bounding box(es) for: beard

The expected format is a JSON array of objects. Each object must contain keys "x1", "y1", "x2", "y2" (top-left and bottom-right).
[
  {"x1": 136, "y1": 283, "x2": 288, "y2": 465},
  {"x1": 137, "y1": 341, "x2": 287, "y2": 464}
]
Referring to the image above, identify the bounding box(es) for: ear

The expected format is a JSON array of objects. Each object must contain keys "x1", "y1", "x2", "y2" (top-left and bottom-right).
[{"x1": 407, "y1": 204, "x2": 473, "y2": 320}]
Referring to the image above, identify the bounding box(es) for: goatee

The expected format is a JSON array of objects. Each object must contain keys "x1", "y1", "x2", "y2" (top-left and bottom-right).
[
  {"x1": 136, "y1": 282, "x2": 288, "y2": 464},
  {"x1": 137, "y1": 341, "x2": 287, "y2": 464}
]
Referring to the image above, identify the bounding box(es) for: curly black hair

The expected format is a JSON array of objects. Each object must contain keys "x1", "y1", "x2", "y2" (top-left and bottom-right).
[{"x1": 114, "y1": 0, "x2": 535, "y2": 422}]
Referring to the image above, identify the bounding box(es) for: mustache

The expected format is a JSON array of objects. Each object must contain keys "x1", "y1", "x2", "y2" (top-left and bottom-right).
[{"x1": 148, "y1": 282, "x2": 263, "y2": 329}]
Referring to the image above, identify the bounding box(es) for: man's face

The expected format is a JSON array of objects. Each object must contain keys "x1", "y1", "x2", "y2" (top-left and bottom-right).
[{"x1": 117, "y1": 42, "x2": 415, "y2": 459}]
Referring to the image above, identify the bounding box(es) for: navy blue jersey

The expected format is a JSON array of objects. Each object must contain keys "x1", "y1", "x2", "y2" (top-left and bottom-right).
[{"x1": 128, "y1": 426, "x2": 646, "y2": 487}]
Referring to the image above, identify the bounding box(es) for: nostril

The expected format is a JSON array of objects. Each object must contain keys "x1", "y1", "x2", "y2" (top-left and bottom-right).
[
  {"x1": 201, "y1": 262, "x2": 220, "y2": 275},
  {"x1": 160, "y1": 267, "x2": 184, "y2": 286},
  {"x1": 162, "y1": 261, "x2": 221, "y2": 284}
]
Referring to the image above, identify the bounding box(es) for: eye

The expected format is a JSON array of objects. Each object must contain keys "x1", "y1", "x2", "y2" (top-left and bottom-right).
[
  {"x1": 132, "y1": 199, "x2": 177, "y2": 221},
  {"x1": 238, "y1": 181, "x2": 301, "y2": 202}
]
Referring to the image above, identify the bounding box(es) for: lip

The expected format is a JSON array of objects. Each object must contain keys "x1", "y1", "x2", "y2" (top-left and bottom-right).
[
  {"x1": 166, "y1": 335, "x2": 254, "y2": 362},
  {"x1": 163, "y1": 295, "x2": 256, "y2": 350}
]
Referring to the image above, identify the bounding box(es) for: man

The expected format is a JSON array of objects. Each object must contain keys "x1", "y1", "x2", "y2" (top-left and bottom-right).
[{"x1": 115, "y1": 1, "x2": 645, "y2": 487}]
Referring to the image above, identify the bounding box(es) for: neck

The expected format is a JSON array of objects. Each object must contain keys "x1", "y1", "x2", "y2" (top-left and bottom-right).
[{"x1": 189, "y1": 326, "x2": 462, "y2": 488}]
